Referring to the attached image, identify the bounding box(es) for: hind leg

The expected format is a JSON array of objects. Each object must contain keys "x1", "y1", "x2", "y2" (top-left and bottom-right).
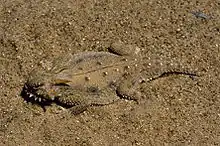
[{"x1": 116, "y1": 76, "x2": 145, "y2": 102}]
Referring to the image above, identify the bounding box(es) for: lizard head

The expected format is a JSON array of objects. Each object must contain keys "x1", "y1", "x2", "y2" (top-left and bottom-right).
[{"x1": 22, "y1": 70, "x2": 58, "y2": 104}]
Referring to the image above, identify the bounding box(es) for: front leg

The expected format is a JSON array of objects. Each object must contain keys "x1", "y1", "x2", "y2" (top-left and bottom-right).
[
  {"x1": 108, "y1": 41, "x2": 141, "y2": 56},
  {"x1": 55, "y1": 87, "x2": 90, "y2": 114},
  {"x1": 56, "y1": 86, "x2": 120, "y2": 114}
]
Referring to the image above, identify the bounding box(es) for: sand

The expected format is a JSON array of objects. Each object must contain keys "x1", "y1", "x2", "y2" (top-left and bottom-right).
[{"x1": 0, "y1": 0, "x2": 220, "y2": 145}]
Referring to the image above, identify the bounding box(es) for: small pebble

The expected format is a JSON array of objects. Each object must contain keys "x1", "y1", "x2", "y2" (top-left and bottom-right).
[{"x1": 191, "y1": 11, "x2": 210, "y2": 19}]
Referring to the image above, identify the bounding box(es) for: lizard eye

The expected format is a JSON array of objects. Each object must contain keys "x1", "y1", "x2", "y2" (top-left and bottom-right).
[{"x1": 54, "y1": 83, "x2": 70, "y2": 87}]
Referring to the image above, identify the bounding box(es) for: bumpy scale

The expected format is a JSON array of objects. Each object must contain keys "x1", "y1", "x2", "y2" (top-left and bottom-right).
[{"x1": 22, "y1": 41, "x2": 199, "y2": 114}]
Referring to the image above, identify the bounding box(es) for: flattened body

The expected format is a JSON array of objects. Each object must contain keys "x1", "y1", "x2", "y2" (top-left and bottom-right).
[
  {"x1": 22, "y1": 41, "x2": 198, "y2": 114},
  {"x1": 22, "y1": 43, "x2": 142, "y2": 111},
  {"x1": 52, "y1": 52, "x2": 140, "y2": 90}
]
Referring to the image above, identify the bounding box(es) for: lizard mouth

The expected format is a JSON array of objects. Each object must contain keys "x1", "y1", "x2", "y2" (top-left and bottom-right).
[
  {"x1": 21, "y1": 83, "x2": 74, "y2": 109},
  {"x1": 21, "y1": 83, "x2": 54, "y2": 106}
]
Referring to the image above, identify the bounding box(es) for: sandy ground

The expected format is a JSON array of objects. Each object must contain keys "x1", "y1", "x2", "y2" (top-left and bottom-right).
[{"x1": 0, "y1": 0, "x2": 220, "y2": 145}]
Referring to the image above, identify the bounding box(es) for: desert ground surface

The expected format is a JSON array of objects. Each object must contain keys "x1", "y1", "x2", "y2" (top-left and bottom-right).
[{"x1": 0, "y1": 0, "x2": 220, "y2": 145}]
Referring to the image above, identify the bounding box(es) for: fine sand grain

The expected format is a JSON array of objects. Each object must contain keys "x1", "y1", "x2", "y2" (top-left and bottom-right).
[{"x1": 0, "y1": 0, "x2": 220, "y2": 145}]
